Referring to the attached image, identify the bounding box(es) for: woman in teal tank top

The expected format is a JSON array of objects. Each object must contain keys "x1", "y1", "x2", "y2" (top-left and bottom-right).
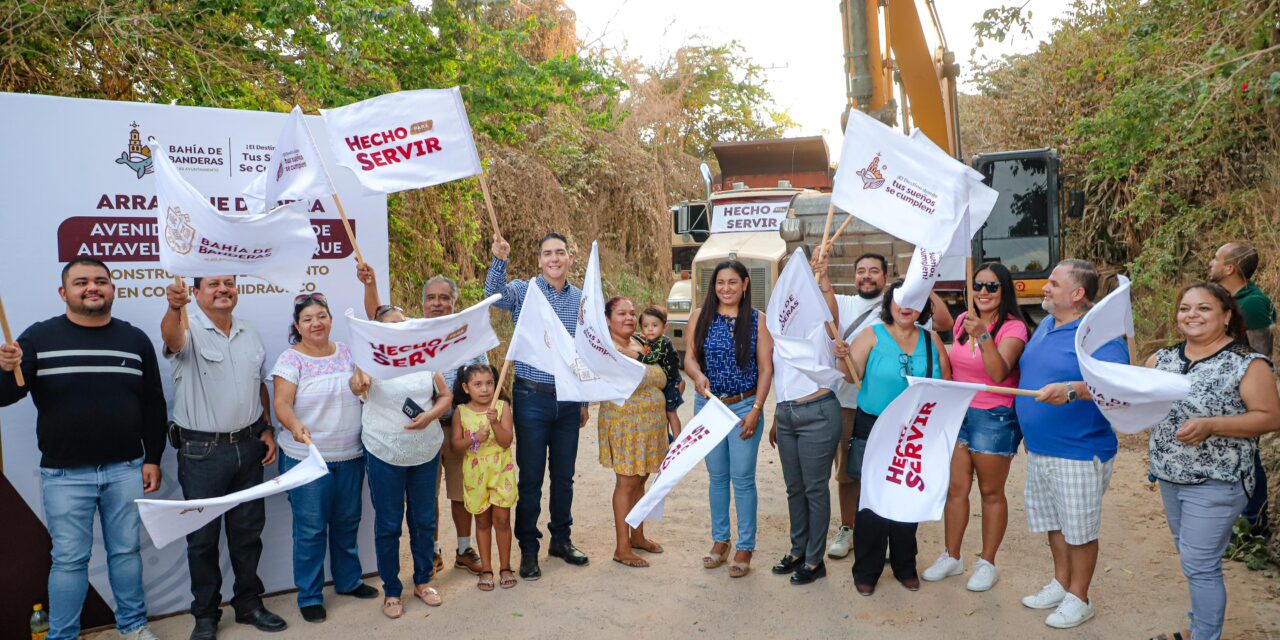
[{"x1": 838, "y1": 280, "x2": 951, "y2": 594}]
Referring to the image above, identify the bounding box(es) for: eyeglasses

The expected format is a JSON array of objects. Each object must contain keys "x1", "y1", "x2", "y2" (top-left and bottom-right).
[
  {"x1": 293, "y1": 292, "x2": 327, "y2": 305},
  {"x1": 374, "y1": 304, "x2": 404, "y2": 320},
  {"x1": 898, "y1": 353, "x2": 922, "y2": 379},
  {"x1": 972, "y1": 281, "x2": 1001, "y2": 293}
]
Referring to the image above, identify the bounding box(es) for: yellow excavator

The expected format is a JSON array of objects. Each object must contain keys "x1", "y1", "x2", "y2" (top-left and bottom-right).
[{"x1": 664, "y1": 0, "x2": 1082, "y2": 347}]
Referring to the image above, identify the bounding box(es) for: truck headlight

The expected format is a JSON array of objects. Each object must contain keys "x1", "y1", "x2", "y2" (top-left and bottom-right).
[{"x1": 667, "y1": 299, "x2": 692, "y2": 312}]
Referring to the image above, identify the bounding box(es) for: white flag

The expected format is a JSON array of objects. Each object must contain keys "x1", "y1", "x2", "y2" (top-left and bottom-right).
[
  {"x1": 860, "y1": 377, "x2": 983, "y2": 522},
  {"x1": 767, "y1": 248, "x2": 844, "y2": 388},
  {"x1": 572, "y1": 242, "x2": 646, "y2": 402},
  {"x1": 832, "y1": 109, "x2": 969, "y2": 251},
  {"x1": 345, "y1": 296, "x2": 501, "y2": 380},
  {"x1": 321, "y1": 88, "x2": 483, "y2": 195},
  {"x1": 150, "y1": 139, "x2": 318, "y2": 291},
  {"x1": 626, "y1": 397, "x2": 740, "y2": 527},
  {"x1": 244, "y1": 105, "x2": 335, "y2": 209},
  {"x1": 1076, "y1": 275, "x2": 1191, "y2": 433},
  {"x1": 137, "y1": 443, "x2": 329, "y2": 548},
  {"x1": 893, "y1": 130, "x2": 1000, "y2": 312},
  {"x1": 505, "y1": 280, "x2": 625, "y2": 403}
]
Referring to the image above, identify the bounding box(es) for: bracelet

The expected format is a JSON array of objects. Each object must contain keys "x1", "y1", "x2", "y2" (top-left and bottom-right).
[{"x1": 752, "y1": 403, "x2": 762, "y2": 410}]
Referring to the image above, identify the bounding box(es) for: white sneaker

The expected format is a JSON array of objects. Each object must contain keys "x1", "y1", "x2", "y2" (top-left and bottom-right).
[
  {"x1": 966, "y1": 558, "x2": 998, "y2": 592},
  {"x1": 121, "y1": 626, "x2": 159, "y2": 640},
  {"x1": 1021, "y1": 578, "x2": 1067, "y2": 609},
  {"x1": 921, "y1": 552, "x2": 963, "y2": 582},
  {"x1": 827, "y1": 526, "x2": 854, "y2": 558},
  {"x1": 1045, "y1": 593, "x2": 1094, "y2": 628}
]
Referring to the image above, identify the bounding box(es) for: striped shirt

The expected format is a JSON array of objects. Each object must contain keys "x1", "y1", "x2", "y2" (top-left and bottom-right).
[
  {"x1": 0, "y1": 315, "x2": 167, "y2": 468},
  {"x1": 484, "y1": 257, "x2": 581, "y2": 385}
]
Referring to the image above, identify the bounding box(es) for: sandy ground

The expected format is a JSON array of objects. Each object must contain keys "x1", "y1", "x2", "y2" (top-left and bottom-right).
[{"x1": 95, "y1": 385, "x2": 1280, "y2": 640}]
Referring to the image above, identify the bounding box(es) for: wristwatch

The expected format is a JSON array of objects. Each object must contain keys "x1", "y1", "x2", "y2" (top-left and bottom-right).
[
  {"x1": 1063, "y1": 383, "x2": 1078, "y2": 403},
  {"x1": 977, "y1": 331, "x2": 992, "y2": 343}
]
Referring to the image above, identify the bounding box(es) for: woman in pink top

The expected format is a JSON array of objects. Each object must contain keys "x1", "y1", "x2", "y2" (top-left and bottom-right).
[{"x1": 922, "y1": 262, "x2": 1030, "y2": 592}]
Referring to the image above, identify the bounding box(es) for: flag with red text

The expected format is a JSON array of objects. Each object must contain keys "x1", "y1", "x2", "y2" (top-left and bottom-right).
[
  {"x1": 244, "y1": 105, "x2": 335, "y2": 209},
  {"x1": 344, "y1": 295, "x2": 501, "y2": 380},
  {"x1": 626, "y1": 397, "x2": 740, "y2": 527},
  {"x1": 150, "y1": 139, "x2": 318, "y2": 291},
  {"x1": 321, "y1": 88, "x2": 482, "y2": 195},
  {"x1": 859, "y1": 377, "x2": 982, "y2": 522},
  {"x1": 570, "y1": 242, "x2": 646, "y2": 403}
]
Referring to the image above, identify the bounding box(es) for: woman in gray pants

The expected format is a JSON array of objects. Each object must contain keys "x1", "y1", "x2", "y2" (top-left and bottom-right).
[
  {"x1": 766, "y1": 304, "x2": 854, "y2": 585},
  {"x1": 1145, "y1": 283, "x2": 1280, "y2": 640}
]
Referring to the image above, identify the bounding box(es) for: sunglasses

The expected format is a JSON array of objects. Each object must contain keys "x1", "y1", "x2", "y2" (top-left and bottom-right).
[
  {"x1": 972, "y1": 281, "x2": 1001, "y2": 293},
  {"x1": 293, "y1": 292, "x2": 327, "y2": 305},
  {"x1": 374, "y1": 304, "x2": 404, "y2": 320}
]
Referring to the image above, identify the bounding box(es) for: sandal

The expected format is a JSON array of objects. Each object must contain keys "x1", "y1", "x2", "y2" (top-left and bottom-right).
[
  {"x1": 414, "y1": 585, "x2": 442, "y2": 607},
  {"x1": 612, "y1": 555, "x2": 650, "y2": 568},
  {"x1": 382, "y1": 598, "x2": 403, "y2": 619},
  {"x1": 477, "y1": 571, "x2": 495, "y2": 592},
  {"x1": 1151, "y1": 633, "x2": 1189, "y2": 640},
  {"x1": 631, "y1": 538, "x2": 664, "y2": 554},
  {"x1": 728, "y1": 551, "x2": 752, "y2": 578},
  {"x1": 499, "y1": 568, "x2": 518, "y2": 589},
  {"x1": 702, "y1": 541, "x2": 731, "y2": 569}
]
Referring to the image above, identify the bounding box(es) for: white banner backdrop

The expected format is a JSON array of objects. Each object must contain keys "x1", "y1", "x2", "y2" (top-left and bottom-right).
[
  {"x1": 0, "y1": 93, "x2": 389, "y2": 615},
  {"x1": 710, "y1": 197, "x2": 791, "y2": 234}
]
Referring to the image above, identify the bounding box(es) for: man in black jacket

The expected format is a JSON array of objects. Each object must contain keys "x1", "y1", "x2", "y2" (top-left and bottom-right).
[{"x1": 0, "y1": 258, "x2": 166, "y2": 640}]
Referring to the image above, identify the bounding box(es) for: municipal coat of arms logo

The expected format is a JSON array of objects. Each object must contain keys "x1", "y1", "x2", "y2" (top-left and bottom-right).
[
  {"x1": 115, "y1": 121, "x2": 154, "y2": 179},
  {"x1": 855, "y1": 153, "x2": 886, "y2": 190},
  {"x1": 165, "y1": 207, "x2": 196, "y2": 255}
]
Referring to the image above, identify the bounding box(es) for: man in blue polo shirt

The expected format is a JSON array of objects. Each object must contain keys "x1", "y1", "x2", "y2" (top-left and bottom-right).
[{"x1": 1015, "y1": 259, "x2": 1128, "y2": 630}]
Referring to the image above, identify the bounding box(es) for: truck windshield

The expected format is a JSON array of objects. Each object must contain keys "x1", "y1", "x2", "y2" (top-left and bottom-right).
[{"x1": 978, "y1": 157, "x2": 1050, "y2": 275}]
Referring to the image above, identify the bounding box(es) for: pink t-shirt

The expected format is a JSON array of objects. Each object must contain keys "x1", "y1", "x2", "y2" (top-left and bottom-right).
[{"x1": 947, "y1": 313, "x2": 1029, "y2": 409}]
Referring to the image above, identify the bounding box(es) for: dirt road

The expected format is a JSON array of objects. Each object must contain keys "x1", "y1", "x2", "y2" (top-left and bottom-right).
[{"x1": 97, "y1": 389, "x2": 1280, "y2": 639}]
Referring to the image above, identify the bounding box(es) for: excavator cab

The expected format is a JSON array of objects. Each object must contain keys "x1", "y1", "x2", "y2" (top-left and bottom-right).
[{"x1": 970, "y1": 148, "x2": 1063, "y2": 308}]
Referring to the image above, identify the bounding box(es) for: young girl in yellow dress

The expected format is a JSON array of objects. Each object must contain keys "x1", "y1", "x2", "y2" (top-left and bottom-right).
[{"x1": 449, "y1": 363, "x2": 517, "y2": 591}]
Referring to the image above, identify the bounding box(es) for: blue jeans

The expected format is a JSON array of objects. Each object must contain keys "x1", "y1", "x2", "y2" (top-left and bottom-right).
[
  {"x1": 366, "y1": 452, "x2": 439, "y2": 598},
  {"x1": 696, "y1": 395, "x2": 763, "y2": 551},
  {"x1": 40, "y1": 457, "x2": 148, "y2": 639},
  {"x1": 280, "y1": 453, "x2": 365, "y2": 607},
  {"x1": 1160, "y1": 479, "x2": 1248, "y2": 640},
  {"x1": 512, "y1": 384, "x2": 583, "y2": 554},
  {"x1": 957, "y1": 406, "x2": 1023, "y2": 457}
]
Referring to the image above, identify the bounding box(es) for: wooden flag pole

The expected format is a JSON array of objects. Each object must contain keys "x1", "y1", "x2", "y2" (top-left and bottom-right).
[
  {"x1": 982, "y1": 384, "x2": 1039, "y2": 398},
  {"x1": 967, "y1": 257, "x2": 978, "y2": 354},
  {"x1": 825, "y1": 320, "x2": 862, "y2": 388},
  {"x1": 819, "y1": 201, "x2": 836, "y2": 259},
  {"x1": 491, "y1": 359, "x2": 511, "y2": 411},
  {"x1": 0, "y1": 294, "x2": 25, "y2": 387},
  {"x1": 173, "y1": 276, "x2": 190, "y2": 332},
  {"x1": 477, "y1": 172, "x2": 502, "y2": 239},
  {"x1": 821, "y1": 214, "x2": 854, "y2": 255},
  {"x1": 329, "y1": 192, "x2": 366, "y2": 267}
]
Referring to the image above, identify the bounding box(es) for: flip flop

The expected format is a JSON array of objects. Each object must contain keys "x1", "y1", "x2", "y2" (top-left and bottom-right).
[
  {"x1": 477, "y1": 571, "x2": 495, "y2": 592},
  {"x1": 631, "y1": 539, "x2": 664, "y2": 554},
  {"x1": 499, "y1": 568, "x2": 518, "y2": 589},
  {"x1": 414, "y1": 585, "x2": 442, "y2": 607},
  {"x1": 613, "y1": 556, "x2": 650, "y2": 568},
  {"x1": 382, "y1": 598, "x2": 403, "y2": 619}
]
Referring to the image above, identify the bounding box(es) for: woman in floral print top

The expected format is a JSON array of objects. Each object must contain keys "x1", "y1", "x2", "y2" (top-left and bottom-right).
[{"x1": 1143, "y1": 282, "x2": 1280, "y2": 640}]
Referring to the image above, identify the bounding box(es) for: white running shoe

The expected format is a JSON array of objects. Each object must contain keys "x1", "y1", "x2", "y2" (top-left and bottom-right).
[
  {"x1": 121, "y1": 626, "x2": 160, "y2": 640},
  {"x1": 827, "y1": 526, "x2": 854, "y2": 558},
  {"x1": 966, "y1": 558, "x2": 998, "y2": 592},
  {"x1": 1021, "y1": 578, "x2": 1067, "y2": 609},
  {"x1": 921, "y1": 552, "x2": 963, "y2": 582},
  {"x1": 1045, "y1": 593, "x2": 1094, "y2": 629}
]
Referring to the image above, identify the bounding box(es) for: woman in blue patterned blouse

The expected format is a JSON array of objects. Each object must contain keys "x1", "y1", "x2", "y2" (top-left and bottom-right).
[
  {"x1": 1144, "y1": 282, "x2": 1280, "y2": 640},
  {"x1": 683, "y1": 260, "x2": 774, "y2": 578}
]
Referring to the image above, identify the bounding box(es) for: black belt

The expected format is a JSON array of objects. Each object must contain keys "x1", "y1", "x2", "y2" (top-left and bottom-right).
[
  {"x1": 514, "y1": 377, "x2": 557, "y2": 395},
  {"x1": 176, "y1": 423, "x2": 257, "y2": 444}
]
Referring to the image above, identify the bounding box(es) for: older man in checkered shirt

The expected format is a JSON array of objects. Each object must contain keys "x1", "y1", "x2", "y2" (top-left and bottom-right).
[{"x1": 1014, "y1": 260, "x2": 1129, "y2": 630}]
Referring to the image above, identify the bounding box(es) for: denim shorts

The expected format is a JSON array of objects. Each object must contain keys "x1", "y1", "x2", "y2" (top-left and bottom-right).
[
  {"x1": 957, "y1": 406, "x2": 1022, "y2": 457},
  {"x1": 662, "y1": 378, "x2": 684, "y2": 411}
]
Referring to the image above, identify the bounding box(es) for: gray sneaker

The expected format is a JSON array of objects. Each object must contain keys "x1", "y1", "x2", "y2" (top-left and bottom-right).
[{"x1": 121, "y1": 625, "x2": 160, "y2": 640}]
